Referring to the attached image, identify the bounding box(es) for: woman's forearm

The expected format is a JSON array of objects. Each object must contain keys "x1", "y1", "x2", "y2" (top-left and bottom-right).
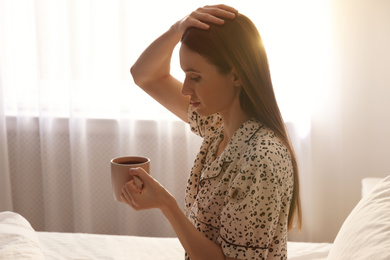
[
  {"x1": 122, "y1": 168, "x2": 225, "y2": 259},
  {"x1": 129, "y1": 25, "x2": 190, "y2": 122},
  {"x1": 130, "y1": 27, "x2": 181, "y2": 87},
  {"x1": 161, "y1": 202, "x2": 226, "y2": 260}
]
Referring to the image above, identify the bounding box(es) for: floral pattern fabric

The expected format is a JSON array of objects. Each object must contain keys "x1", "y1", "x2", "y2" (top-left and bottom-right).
[{"x1": 184, "y1": 105, "x2": 294, "y2": 260}]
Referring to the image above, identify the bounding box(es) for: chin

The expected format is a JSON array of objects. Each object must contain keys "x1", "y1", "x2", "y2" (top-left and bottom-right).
[{"x1": 196, "y1": 108, "x2": 216, "y2": 118}]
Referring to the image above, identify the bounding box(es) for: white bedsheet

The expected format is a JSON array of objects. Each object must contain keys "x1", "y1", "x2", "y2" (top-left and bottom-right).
[
  {"x1": 37, "y1": 232, "x2": 332, "y2": 260},
  {"x1": 0, "y1": 212, "x2": 332, "y2": 259},
  {"x1": 38, "y1": 232, "x2": 184, "y2": 260},
  {"x1": 287, "y1": 242, "x2": 332, "y2": 260}
]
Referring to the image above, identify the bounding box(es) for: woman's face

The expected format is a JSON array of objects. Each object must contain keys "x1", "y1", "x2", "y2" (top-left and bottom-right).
[{"x1": 179, "y1": 44, "x2": 240, "y2": 117}]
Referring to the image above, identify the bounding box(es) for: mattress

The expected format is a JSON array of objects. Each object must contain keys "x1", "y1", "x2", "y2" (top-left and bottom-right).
[
  {"x1": 38, "y1": 232, "x2": 331, "y2": 260},
  {"x1": 36, "y1": 231, "x2": 332, "y2": 260},
  {"x1": 0, "y1": 211, "x2": 332, "y2": 259},
  {"x1": 38, "y1": 232, "x2": 184, "y2": 260}
]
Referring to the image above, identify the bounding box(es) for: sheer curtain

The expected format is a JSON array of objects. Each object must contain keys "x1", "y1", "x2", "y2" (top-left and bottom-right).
[
  {"x1": 0, "y1": 0, "x2": 203, "y2": 237},
  {"x1": 1, "y1": 0, "x2": 390, "y2": 243}
]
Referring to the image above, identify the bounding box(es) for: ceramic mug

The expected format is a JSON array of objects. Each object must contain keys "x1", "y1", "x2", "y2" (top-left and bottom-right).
[{"x1": 110, "y1": 156, "x2": 150, "y2": 202}]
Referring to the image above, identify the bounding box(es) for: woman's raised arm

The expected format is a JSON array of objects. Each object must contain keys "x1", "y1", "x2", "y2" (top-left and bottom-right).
[{"x1": 130, "y1": 5, "x2": 237, "y2": 122}]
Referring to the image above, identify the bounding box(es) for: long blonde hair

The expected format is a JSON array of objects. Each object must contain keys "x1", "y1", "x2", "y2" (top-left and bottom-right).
[{"x1": 181, "y1": 13, "x2": 302, "y2": 231}]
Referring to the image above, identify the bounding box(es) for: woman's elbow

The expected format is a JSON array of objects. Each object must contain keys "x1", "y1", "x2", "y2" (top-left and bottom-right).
[
  {"x1": 130, "y1": 64, "x2": 145, "y2": 86},
  {"x1": 130, "y1": 65, "x2": 138, "y2": 81}
]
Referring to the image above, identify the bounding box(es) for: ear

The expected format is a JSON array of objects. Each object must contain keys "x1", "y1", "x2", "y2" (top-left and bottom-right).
[{"x1": 230, "y1": 69, "x2": 242, "y2": 88}]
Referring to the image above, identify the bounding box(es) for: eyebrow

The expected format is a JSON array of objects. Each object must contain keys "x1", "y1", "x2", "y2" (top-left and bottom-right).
[{"x1": 182, "y1": 68, "x2": 201, "y2": 73}]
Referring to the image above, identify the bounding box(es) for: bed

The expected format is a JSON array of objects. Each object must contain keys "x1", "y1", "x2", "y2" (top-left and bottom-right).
[{"x1": 1, "y1": 175, "x2": 389, "y2": 260}]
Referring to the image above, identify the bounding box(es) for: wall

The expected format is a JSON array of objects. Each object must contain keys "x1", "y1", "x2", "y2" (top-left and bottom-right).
[{"x1": 307, "y1": 0, "x2": 390, "y2": 242}]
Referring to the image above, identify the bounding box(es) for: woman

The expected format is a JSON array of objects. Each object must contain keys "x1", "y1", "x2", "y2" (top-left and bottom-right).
[{"x1": 123, "y1": 4, "x2": 301, "y2": 260}]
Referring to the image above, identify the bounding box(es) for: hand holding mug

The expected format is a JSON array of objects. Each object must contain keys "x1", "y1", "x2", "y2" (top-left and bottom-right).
[
  {"x1": 110, "y1": 156, "x2": 150, "y2": 202},
  {"x1": 120, "y1": 167, "x2": 176, "y2": 211}
]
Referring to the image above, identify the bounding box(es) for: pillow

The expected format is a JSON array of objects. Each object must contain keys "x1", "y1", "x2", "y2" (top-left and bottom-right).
[
  {"x1": 361, "y1": 177, "x2": 383, "y2": 197},
  {"x1": 0, "y1": 211, "x2": 45, "y2": 259},
  {"x1": 327, "y1": 175, "x2": 390, "y2": 260}
]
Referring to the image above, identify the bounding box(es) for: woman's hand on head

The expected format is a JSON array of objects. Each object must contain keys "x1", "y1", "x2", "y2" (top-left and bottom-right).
[
  {"x1": 172, "y1": 4, "x2": 238, "y2": 34},
  {"x1": 120, "y1": 167, "x2": 176, "y2": 212}
]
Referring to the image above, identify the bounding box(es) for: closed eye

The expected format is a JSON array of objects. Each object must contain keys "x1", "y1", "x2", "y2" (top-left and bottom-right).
[
  {"x1": 189, "y1": 75, "x2": 201, "y2": 82},
  {"x1": 183, "y1": 71, "x2": 201, "y2": 82}
]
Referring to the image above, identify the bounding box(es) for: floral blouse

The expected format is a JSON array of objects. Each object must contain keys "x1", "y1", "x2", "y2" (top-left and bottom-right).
[{"x1": 184, "y1": 106, "x2": 294, "y2": 260}]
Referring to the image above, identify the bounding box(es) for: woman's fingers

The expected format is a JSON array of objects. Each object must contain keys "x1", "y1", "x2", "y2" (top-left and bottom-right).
[
  {"x1": 121, "y1": 181, "x2": 141, "y2": 209},
  {"x1": 190, "y1": 6, "x2": 236, "y2": 25},
  {"x1": 129, "y1": 167, "x2": 152, "y2": 187},
  {"x1": 198, "y1": 5, "x2": 237, "y2": 20},
  {"x1": 174, "y1": 4, "x2": 237, "y2": 33},
  {"x1": 122, "y1": 168, "x2": 177, "y2": 212},
  {"x1": 190, "y1": 11, "x2": 224, "y2": 26},
  {"x1": 133, "y1": 175, "x2": 143, "y2": 189},
  {"x1": 212, "y1": 4, "x2": 238, "y2": 13},
  {"x1": 120, "y1": 193, "x2": 133, "y2": 206}
]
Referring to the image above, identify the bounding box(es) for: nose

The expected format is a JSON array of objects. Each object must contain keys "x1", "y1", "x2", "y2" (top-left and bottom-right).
[{"x1": 181, "y1": 78, "x2": 194, "y2": 97}]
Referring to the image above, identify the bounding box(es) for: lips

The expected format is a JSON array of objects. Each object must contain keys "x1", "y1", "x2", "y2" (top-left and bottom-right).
[{"x1": 190, "y1": 101, "x2": 200, "y2": 108}]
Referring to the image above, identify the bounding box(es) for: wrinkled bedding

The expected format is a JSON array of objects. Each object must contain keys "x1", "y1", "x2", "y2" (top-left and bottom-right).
[{"x1": 0, "y1": 211, "x2": 332, "y2": 259}]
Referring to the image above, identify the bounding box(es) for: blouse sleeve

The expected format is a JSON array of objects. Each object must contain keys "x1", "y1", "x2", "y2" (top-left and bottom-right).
[
  {"x1": 187, "y1": 105, "x2": 222, "y2": 138},
  {"x1": 217, "y1": 143, "x2": 294, "y2": 259}
]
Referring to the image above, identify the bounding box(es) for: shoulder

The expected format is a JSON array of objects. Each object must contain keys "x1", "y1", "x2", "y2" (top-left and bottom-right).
[
  {"x1": 246, "y1": 125, "x2": 290, "y2": 160},
  {"x1": 239, "y1": 124, "x2": 293, "y2": 179}
]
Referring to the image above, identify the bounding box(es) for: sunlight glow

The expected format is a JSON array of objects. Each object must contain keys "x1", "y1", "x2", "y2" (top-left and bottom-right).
[{"x1": 172, "y1": 1, "x2": 333, "y2": 138}]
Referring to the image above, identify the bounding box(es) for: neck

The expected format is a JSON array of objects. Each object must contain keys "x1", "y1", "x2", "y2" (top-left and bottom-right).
[{"x1": 219, "y1": 104, "x2": 250, "y2": 143}]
